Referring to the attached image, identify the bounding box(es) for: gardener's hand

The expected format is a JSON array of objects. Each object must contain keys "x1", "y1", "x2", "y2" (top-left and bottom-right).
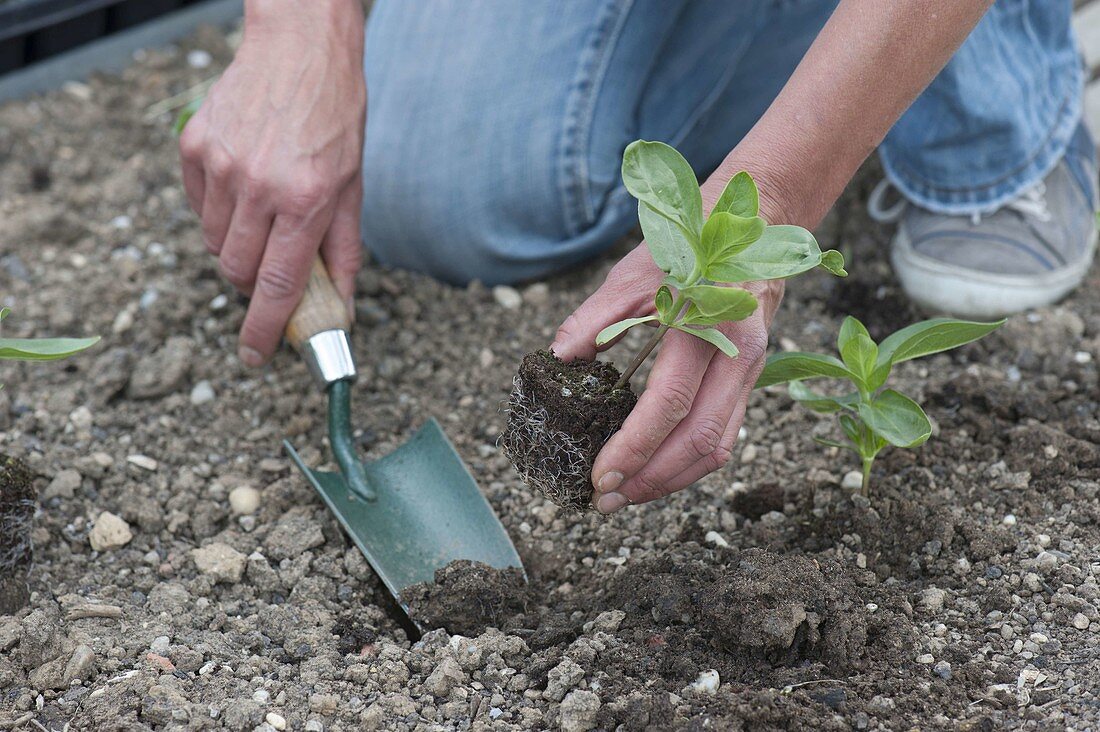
[
  {"x1": 552, "y1": 247, "x2": 782, "y2": 513},
  {"x1": 179, "y1": 0, "x2": 366, "y2": 367}
]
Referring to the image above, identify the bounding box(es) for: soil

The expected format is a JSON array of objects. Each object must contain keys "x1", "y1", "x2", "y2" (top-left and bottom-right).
[
  {"x1": 500, "y1": 350, "x2": 636, "y2": 511},
  {"x1": 401, "y1": 561, "x2": 531, "y2": 637},
  {"x1": 0, "y1": 453, "x2": 34, "y2": 614},
  {"x1": 1, "y1": 19, "x2": 1099, "y2": 732}
]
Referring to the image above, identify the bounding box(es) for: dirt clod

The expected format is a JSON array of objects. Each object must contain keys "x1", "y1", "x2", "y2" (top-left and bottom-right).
[
  {"x1": 401, "y1": 560, "x2": 530, "y2": 636},
  {"x1": 500, "y1": 350, "x2": 636, "y2": 510}
]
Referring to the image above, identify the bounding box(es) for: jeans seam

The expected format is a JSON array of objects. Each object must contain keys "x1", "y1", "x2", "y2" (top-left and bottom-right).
[{"x1": 557, "y1": 0, "x2": 636, "y2": 238}]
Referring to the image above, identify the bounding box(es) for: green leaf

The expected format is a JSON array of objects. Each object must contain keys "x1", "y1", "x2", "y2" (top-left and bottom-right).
[
  {"x1": 839, "y1": 413, "x2": 863, "y2": 446},
  {"x1": 679, "y1": 285, "x2": 758, "y2": 326},
  {"x1": 699, "y1": 212, "x2": 766, "y2": 267},
  {"x1": 713, "y1": 171, "x2": 759, "y2": 218},
  {"x1": 639, "y1": 202, "x2": 696, "y2": 281},
  {"x1": 595, "y1": 316, "x2": 659, "y2": 346},
  {"x1": 622, "y1": 140, "x2": 703, "y2": 241},
  {"x1": 788, "y1": 380, "x2": 859, "y2": 414},
  {"x1": 866, "y1": 361, "x2": 892, "y2": 392},
  {"x1": 814, "y1": 436, "x2": 858, "y2": 452},
  {"x1": 857, "y1": 389, "x2": 932, "y2": 448},
  {"x1": 672, "y1": 325, "x2": 739, "y2": 358},
  {"x1": 755, "y1": 352, "x2": 854, "y2": 388},
  {"x1": 705, "y1": 225, "x2": 822, "y2": 283},
  {"x1": 0, "y1": 336, "x2": 100, "y2": 361},
  {"x1": 820, "y1": 249, "x2": 847, "y2": 277},
  {"x1": 0, "y1": 307, "x2": 9, "y2": 322},
  {"x1": 836, "y1": 317, "x2": 878, "y2": 384},
  {"x1": 655, "y1": 286, "x2": 676, "y2": 323},
  {"x1": 174, "y1": 96, "x2": 203, "y2": 136},
  {"x1": 876, "y1": 318, "x2": 1005, "y2": 368}
]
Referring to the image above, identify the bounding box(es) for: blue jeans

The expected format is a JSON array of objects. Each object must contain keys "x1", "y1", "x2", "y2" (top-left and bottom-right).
[{"x1": 361, "y1": 0, "x2": 1084, "y2": 285}]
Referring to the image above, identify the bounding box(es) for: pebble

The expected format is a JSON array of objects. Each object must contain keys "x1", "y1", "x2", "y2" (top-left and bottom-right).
[
  {"x1": 1003, "y1": 514, "x2": 1017, "y2": 526},
  {"x1": 190, "y1": 380, "x2": 216, "y2": 406},
  {"x1": 265, "y1": 712, "x2": 286, "y2": 731},
  {"x1": 559, "y1": 690, "x2": 601, "y2": 732},
  {"x1": 304, "y1": 722, "x2": 324, "y2": 732},
  {"x1": 209, "y1": 294, "x2": 229, "y2": 310},
  {"x1": 150, "y1": 636, "x2": 170, "y2": 654},
  {"x1": 127, "y1": 454, "x2": 158, "y2": 471},
  {"x1": 191, "y1": 543, "x2": 247, "y2": 583},
  {"x1": 841, "y1": 470, "x2": 863, "y2": 491},
  {"x1": 45, "y1": 469, "x2": 81, "y2": 500},
  {"x1": 690, "y1": 669, "x2": 720, "y2": 695},
  {"x1": 252, "y1": 689, "x2": 270, "y2": 703},
  {"x1": 492, "y1": 285, "x2": 522, "y2": 310},
  {"x1": 1036, "y1": 551, "x2": 1059, "y2": 572},
  {"x1": 1073, "y1": 613, "x2": 1090, "y2": 630},
  {"x1": 522, "y1": 282, "x2": 550, "y2": 305},
  {"x1": 89, "y1": 512, "x2": 133, "y2": 551},
  {"x1": 1073, "y1": 350, "x2": 1092, "y2": 364},
  {"x1": 740, "y1": 444, "x2": 757, "y2": 463},
  {"x1": 704, "y1": 531, "x2": 729, "y2": 548},
  {"x1": 187, "y1": 49, "x2": 212, "y2": 69},
  {"x1": 933, "y1": 661, "x2": 952, "y2": 680},
  {"x1": 228, "y1": 486, "x2": 261, "y2": 515},
  {"x1": 916, "y1": 654, "x2": 935, "y2": 664},
  {"x1": 917, "y1": 588, "x2": 947, "y2": 613}
]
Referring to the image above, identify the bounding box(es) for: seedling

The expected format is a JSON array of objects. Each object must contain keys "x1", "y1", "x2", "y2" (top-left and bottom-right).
[
  {"x1": 595, "y1": 140, "x2": 846, "y2": 388},
  {"x1": 755, "y1": 316, "x2": 1004, "y2": 495}
]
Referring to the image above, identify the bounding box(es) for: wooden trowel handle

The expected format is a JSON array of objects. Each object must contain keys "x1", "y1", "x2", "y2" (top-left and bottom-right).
[
  {"x1": 286, "y1": 255, "x2": 352, "y2": 350},
  {"x1": 286, "y1": 255, "x2": 356, "y2": 385}
]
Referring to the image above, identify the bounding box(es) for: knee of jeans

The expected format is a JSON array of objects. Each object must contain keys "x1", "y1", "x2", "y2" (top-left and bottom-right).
[{"x1": 360, "y1": 140, "x2": 624, "y2": 286}]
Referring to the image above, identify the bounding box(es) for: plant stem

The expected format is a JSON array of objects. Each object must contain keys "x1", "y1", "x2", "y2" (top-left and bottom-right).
[
  {"x1": 614, "y1": 323, "x2": 670, "y2": 390},
  {"x1": 860, "y1": 457, "x2": 873, "y2": 497},
  {"x1": 613, "y1": 293, "x2": 687, "y2": 390}
]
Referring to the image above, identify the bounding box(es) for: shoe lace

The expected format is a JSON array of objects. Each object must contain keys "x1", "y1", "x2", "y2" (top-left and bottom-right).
[{"x1": 867, "y1": 178, "x2": 1053, "y2": 225}]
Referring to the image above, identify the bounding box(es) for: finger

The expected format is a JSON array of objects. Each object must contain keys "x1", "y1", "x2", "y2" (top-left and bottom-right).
[
  {"x1": 609, "y1": 348, "x2": 747, "y2": 502},
  {"x1": 178, "y1": 125, "x2": 205, "y2": 215},
  {"x1": 602, "y1": 381, "x2": 749, "y2": 512},
  {"x1": 320, "y1": 179, "x2": 364, "y2": 316},
  {"x1": 550, "y1": 250, "x2": 660, "y2": 362},
  {"x1": 218, "y1": 195, "x2": 274, "y2": 295},
  {"x1": 590, "y1": 329, "x2": 712, "y2": 492},
  {"x1": 200, "y1": 157, "x2": 235, "y2": 256},
  {"x1": 237, "y1": 209, "x2": 331, "y2": 366}
]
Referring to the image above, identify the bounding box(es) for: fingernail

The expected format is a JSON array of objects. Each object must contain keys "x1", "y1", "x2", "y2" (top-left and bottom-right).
[
  {"x1": 549, "y1": 342, "x2": 562, "y2": 357},
  {"x1": 597, "y1": 471, "x2": 624, "y2": 493},
  {"x1": 596, "y1": 491, "x2": 630, "y2": 514},
  {"x1": 238, "y1": 346, "x2": 264, "y2": 368}
]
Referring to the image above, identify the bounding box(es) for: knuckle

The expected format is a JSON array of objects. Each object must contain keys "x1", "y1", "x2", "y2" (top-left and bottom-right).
[
  {"x1": 686, "y1": 418, "x2": 725, "y2": 461},
  {"x1": 178, "y1": 129, "x2": 203, "y2": 162},
  {"x1": 255, "y1": 262, "x2": 301, "y2": 301},
  {"x1": 630, "y1": 471, "x2": 667, "y2": 504},
  {"x1": 656, "y1": 379, "x2": 695, "y2": 425},
  {"x1": 206, "y1": 150, "x2": 235, "y2": 181},
  {"x1": 706, "y1": 442, "x2": 734, "y2": 472},
  {"x1": 218, "y1": 255, "x2": 253, "y2": 289},
  {"x1": 283, "y1": 177, "x2": 330, "y2": 214}
]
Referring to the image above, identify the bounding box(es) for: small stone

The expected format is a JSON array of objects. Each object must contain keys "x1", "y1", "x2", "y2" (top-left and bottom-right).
[
  {"x1": 191, "y1": 542, "x2": 247, "y2": 583},
  {"x1": 1073, "y1": 613, "x2": 1090, "y2": 630},
  {"x1": 210, "y1": 294, "x2": 229, "y2": 310},
  {"x1": 917, "y1": 588, "x2": 947, "y2": 613},
  {"x1": 522, "y1": 282, "x2": 550, "y2": 305},
  {"x1": 89, "y1": 512, "x2": 133, "y2": 551},
  {"x1": 1073, "y1": 350, "x2": 1092, "y2": 364},
  {"x1": 841, "y1": 470, "x2": 863, "y2": 491},
  {"x1": 545, "y1": 658, "x2": 584, "y2": 702},
  {"x1": 1036, "y1": 551, "x2": 1059, "y2": 572},
  {"x1": 187, "y1": 49, "x2": 212, "y2": 69},
  {"x1": 916, "y1": 653, "x2": 935, "y2": 664},
  {"x1": 265, "y1": 712, "x2": 287, "y2": 730},
  {"x1": 45, "y1": 469, "x2": 81, "y2": 500},
  {"x1": 1002, "y1": 514, "x2": 1017, "y2": 526},
  {"x1": 150, "y1": 636, "x2": 170, "y2": 654},
  {"x1": 127, "y1": 454, "x2": 158, "y2": 471},
  {"x1": 63, "y1": 645, "x2": 96, "y2": 684},
  {"x1": 425, "y1": 657, "x2": 466, "y2": 697},
  {"x1": 689, "y1": 669, "x2": 720, "y2": 695},
  {"x1": 190, "y1": 380, "x2": 215, "y2": 405},
  {"x1": 252, "y1": 689, "x2": 270, "y2": 703},
  {"x1": 1037, "y1": 534, "x2": 1051, "y2": 548},
  {"x1": 704, "y1": 531, "x2": 729, "y2": 548},
  {"x1": 305, "y1": 722, "x2": 324, "y2": 732},
  {"x1": 590, "y1": 610, "x2": 626, "y2": 633},
  {"x1": 933, "y1": 661, "x2": 952, "y2": 680},
  {"x1": 740, "y1": 444, "x2": 758, "y2": 463},
  {"x1": 492, "y1": 285, "x2": 522, "y2": 310},
  {"x1": 228, "y1": 486, "x2": 261, "y2": 515},
  {"x1": 559, "y1": 690, "x2": 601, "y2": 732},
  {"x1": 1023, "y1": 573, "x2": 1043, "y2": 593}
]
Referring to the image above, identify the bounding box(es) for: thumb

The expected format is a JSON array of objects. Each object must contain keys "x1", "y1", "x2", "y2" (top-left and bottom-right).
[{"x1": 551, "y1": 253, "x2": 657, "y2": 362}]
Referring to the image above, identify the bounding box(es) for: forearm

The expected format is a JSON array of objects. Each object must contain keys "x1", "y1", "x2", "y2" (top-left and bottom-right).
[
  {"x1": 244, "y1": 0, "x2": 364, "y2": 53},
  {"x1": 709, "y1": 0, "x2": 994, "y2": 227}
]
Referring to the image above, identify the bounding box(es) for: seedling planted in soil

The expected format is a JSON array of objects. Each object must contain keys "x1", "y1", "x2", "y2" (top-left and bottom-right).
[
  {"x1": 0, "y1": 308, "x2": 98, "y2": 612},
  {"x1": 502, "y1": 140, "x2": 846, "y2": 510},
  {"x1": 755, "y1": 316, "x2": 1003, "y2": 495}
]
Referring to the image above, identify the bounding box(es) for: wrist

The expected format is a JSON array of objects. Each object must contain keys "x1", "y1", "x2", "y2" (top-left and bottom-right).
[{"x1": 245, "y1": 0, "x2": 364, "y2": 40}]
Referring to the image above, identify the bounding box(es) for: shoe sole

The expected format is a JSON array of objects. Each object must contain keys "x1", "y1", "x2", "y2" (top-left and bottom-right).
[{"x1": 891, "y1": 225, "x2": 1098, "y2": 320}]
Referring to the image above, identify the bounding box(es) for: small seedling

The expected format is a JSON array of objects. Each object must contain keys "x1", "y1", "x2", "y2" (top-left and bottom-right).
[
  {"x1": 595, "y1": 140, "x2": 846, "y2": 388},
  {"x1": 755, "y1": 316, "x2": 1004, "y2": 495}
]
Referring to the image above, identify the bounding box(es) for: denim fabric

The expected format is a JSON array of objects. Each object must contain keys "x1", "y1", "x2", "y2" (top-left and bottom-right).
[{"x1": 361, "y1": 0, "x2": 1085, "y2": 284}]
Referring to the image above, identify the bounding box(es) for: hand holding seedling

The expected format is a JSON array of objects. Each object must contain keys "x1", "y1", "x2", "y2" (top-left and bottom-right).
[
  {"x1": 178, "y1": 0, "x2": 366, "y2": 368},
  {"x1": 756, "y1": 316, "x2": 1003, "y2": 494},
  {"x1": 551, "y1": 141, "x2": 844, "y2": 512}
]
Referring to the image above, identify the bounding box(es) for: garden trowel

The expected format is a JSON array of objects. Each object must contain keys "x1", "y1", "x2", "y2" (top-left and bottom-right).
[{"x1": 281, "y1": 256, "x2": 523, "y2": 616}]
